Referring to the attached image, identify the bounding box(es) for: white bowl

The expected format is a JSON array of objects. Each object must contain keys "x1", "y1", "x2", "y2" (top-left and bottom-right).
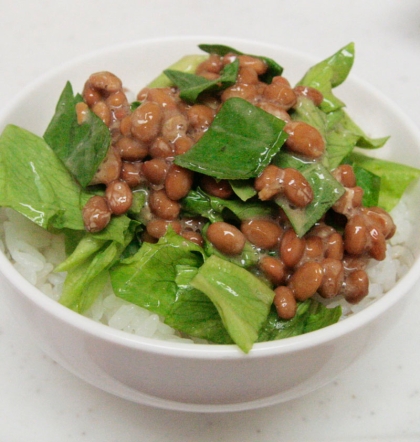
[{"x1": 1, "y1": 36, "x2": 420, "y2": 413}]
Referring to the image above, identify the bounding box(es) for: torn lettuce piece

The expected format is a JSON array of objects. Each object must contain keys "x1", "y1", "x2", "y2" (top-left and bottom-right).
[
  {"x1": 190, "y1": 255, "x2": 275, "y2": 353},
  {"x1": 164, "y1": 265, "x2": 234, "y2": 344},
  {"x1": 164, "y1": 58, "x2": 239, "y2": 103},
  {"x1": 296, "y1": 42, "x2": 355, "y2": 113},
  {"x1": 59, "y1": 219, "x2": 138, "y2": 312},
  {"x1": 272, "y1": 152, "x2": 345, "y2": 236},
  {"x1": 198, "y1": 43, "x2": 283, "y2": 83},
  {"x1": 174, "y1": 97, "x2": 288, "y2": 179},
  {"x1": 347, "y1": 152, "x2": 420, "y2": 211},
  {"x1": 0, "y1": 124, "x2": 84, "y2": 231},
  {"x1": 229, "y1": 179, "x2": 257, "y2": 201},
  {"x1": 181, "y1": 188, "x2": 275, "y2": 223},
  {"x1": 292, "y1": 96, "x2": 389, "y2": 169},
  {"x1": 257, "y1": 299, "x2": 342, "y2": 342},
  {"x1": 110, "y1": 228, "x2": 205, "y2": 316},
  {"x1": 148, "y1": 54, "x2": 209, "y2": 88},
  {"x1": 43, "y1": 82, "x2": 111, "y2": 188},
  {"x1": 353, "y1": 164, "x2": 381, "y2": 207}
]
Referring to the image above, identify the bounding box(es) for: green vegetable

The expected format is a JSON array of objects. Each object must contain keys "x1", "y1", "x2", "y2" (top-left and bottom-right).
[
  {"x1": 174, "y1": 97, "x2": 288, "y2": 179},
  {"x1": 164, "y1": 59, "x2": 239, "y2": 103},
  {"x1": 258, "y1": 300, "x2": 342, "y2": 341},
  {"x1": 347, "y1": 152, "x2": 420, "y2": 211},
  {"x1": 190, "y1": 255, "x2": 275, "y2": 353},
  {"x1": 273, "y1": 152, "x2": 345, "y2": 236},
  {"x1": 297, "y1": 42, "x2": 355, "y2": 113},
  {"x1": 110, "y1": 228, "x2": 205, "y2": 316},
  {"x1": 148, "y1": 54, "x2": 209, "y2": 88},
  {"x1": 198, "y1": 43, "x2": 283, "y2": 83},
  {"x1": 0, "y1": 124, "x2": 84, "y2": 230},
  {"x1": 2, "y1": 42, "x2": 418, "y2": 353},
  {"x1": 43, "y1": 82, "x2": 111, "y2": 188}
]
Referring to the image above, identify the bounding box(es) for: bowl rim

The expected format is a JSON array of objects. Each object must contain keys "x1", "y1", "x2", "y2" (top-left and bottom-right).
[{"x1": 1, "y1": 35, "x2": 420, "y2": 359}]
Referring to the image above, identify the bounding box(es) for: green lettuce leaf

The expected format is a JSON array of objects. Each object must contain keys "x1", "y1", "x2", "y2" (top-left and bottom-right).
[
  {"x1": 110, "y1": 229, "x2": 205, "y2": 316},
  {"x1": 347, "y1": 152, "x2": 420, "y2": 211},
  {"x1": 297, "y1": 42, "x2": 355, "y2": 113},
  {"x1": 189, "y1": 255, "x2": 275, "y2": 353},
  {"x1": 164, "y1": 265, "x2": 233, "y2": 344},
  {"x1": 258, "y1": 299, "x2": 341, "y2": 341},
  {"x1": 59, "y1": 219, "x2": 138, "y2": 312},
  {"x1": 198, "y1": 43, "x2": 283, "y2": 83},
  {"x1": 0, "y1": 124, "x2": 84, "y2": 230},
  {"x1": 174, "y1": 97, "x2": 287, "y2": 179},
  {"x1": 164, "y1": 59, "x2": 239, "y2": 103},
  {"x1": 43, "y1": 82, "x2": 111, "y2": 187},
  {"x1": 148, "y1": 54, "x2": 209, "y2": 88},
  {"x1": 272, "y1": 152, "x2": 345, "y2": 236}
]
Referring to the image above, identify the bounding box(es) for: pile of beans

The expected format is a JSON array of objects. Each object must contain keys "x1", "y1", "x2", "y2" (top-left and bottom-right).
[{"x1": 78, "y1": 51, "x2": 396, "y2": 320}]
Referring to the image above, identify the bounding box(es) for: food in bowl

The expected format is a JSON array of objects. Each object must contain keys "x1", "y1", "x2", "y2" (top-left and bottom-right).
[{"x1": 0, "y1": 42, "x2": 419, "y2": 354}]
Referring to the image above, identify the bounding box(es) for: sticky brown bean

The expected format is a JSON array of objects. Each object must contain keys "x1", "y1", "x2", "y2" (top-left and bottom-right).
[
  {"x1": 257, "y1": 102, "x2": 292, "y2": 123},
  {"x1": 82, "y1": 195, "x2": 111, "y2": 233},
  {"x1": 200, "y1": 175, "x2": 233, "y2": 199},
  {"x1": 238, "y1": 55, "x2": 267, "y2": 75},
  {"x1": 288, "y1": 261, "x2": 323, "y2": 301},
  {"x1": 240, "y1": 219, "x2": 283, "y2": 250},
  {"x1": 105, "y1": 180, "x2": 133, "y2": 215},
  {"x1": 304, "y1": 236, "x2": 324, "y2": 260},
  {"x1": 362, "y1": 206, "x2": 396, "y2": 239},
  {"x1": 164, "y1": 165, "x2": 194, "y2": 201},
  {"x1": 293, "y1": 85, "x2": 324, "y2": 107},
  {"x1": 254, "y1": 164, "x2": 285, "y2": 200},
  {"x1": 83, "y1": 84, "x2": 101, "y2": 107},
  {"x1": 237, "y1": 66, "x2": 260, "y2": 85},
  {"x1": 319, "y1": 258, "x2": 344, "y2": 299},
  {"x1": 75, "y1": 102, "x2": 89, "y2": 124},
  {"x1": 206, "y1": 222, "x2": 246, "y2": 255},
  {"x1": 181, "y1": 230, "x2": 204, "y2": 247},
  {"x1": 262, "y1": 81, "x2": 297, "y2": 109},
  {"x1": 143, "y1": 87, "x2": 178, "y2": 111},
  {"x1": 149, "y1": 136, "x2": 173, "y2": 158},
  {"x1": 273, "y1": 286, "x2": 297, "y2": 320},
  {"x1": 344, "y1": 214, "x2": 368, "y2": 255},
  {"x1": 187, "y1": 104, "x2": 215, "y2": 131},
  {"x1": 88, "y1": 71, "x2": 122, "y2": 93},
  {"x1": 142, "y1": 158, "x2": 168, "y2": 185},
  {"x1": 332, "y1": 164, "x2": 357, "y2": 188},
  {"x1": 146, "y1": 219, "x2": 182, "y2": 239},
  {"x1": 115, "y1": 136, "x2": 148, "y2": 161},
  {"x1": 283, "y1": 121, "x2": 325, "y2": 158},
  {"x1": 325, "y1": 232, "x2": 344, "y2": 260},
  {"x1": 91, "y1": 101, "x2": 112, "y2": 127},
  {"x1": 131, "y1": 101, "x2": 163, "y2": 143},
  {"x1": 89, "y1": 147, "x2": 121, "y2": 186},
  {"x1": 343, "y1": 269, "x2": 369, "y2": 304},
  {"x1": 161, "y1": 113, "x2": 188, "y2": 142},
  {"x1": 368, "y1": 227, "x2": 387, "y2": 261},
  {"x1": 283, "y1": 168, "x2": 314, "y2": 207},
  {"x1": 174, "y1": 136, "x2": 194, "y2": 155},
  {"x1": 332, "y1": 186, "x2": 364, "y2": 215},
  {"x1": 120, "y1": 161, "x2": 143, "y2": 188},
  {"x1": 196, "y1": 54, "x2": 223, "y2": 75},
  {"x1": 148, "y1": 189, "x2": 181, "y2": 220},
  {"x1": 280, "y1": 228, "x2": 306, "y2": 268},
  {"x1": 221, "y1": 83, "x2": 258, "y2": 102},
  {"x1": 259, "y1": 256, "x2": 286, "y2": 286}
]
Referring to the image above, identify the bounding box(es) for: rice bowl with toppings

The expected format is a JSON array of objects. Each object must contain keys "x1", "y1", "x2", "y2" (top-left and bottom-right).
[{"x1": 0, "y1": 37, "x2": 420, "y2": 412}]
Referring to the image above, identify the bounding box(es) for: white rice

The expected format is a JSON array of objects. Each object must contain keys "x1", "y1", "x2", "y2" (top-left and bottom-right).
[{"x1": 0, "y1": 180, "x2": 418, "y2": 341}]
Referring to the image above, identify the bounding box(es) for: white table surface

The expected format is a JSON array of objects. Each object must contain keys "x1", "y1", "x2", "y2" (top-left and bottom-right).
[{"x1": 1, "y1": 1, "x2": 420, "y2": 440}]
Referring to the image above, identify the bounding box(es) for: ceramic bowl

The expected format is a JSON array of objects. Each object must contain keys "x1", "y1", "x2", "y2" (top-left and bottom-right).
[{"x1": 1, "y1": 36, "x2": 420, "y2": 413}]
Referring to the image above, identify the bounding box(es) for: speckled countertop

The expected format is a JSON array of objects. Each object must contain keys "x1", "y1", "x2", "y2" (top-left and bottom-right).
[{"x1": 1, "y1": 1, "x2": 420, "y2": 440}]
